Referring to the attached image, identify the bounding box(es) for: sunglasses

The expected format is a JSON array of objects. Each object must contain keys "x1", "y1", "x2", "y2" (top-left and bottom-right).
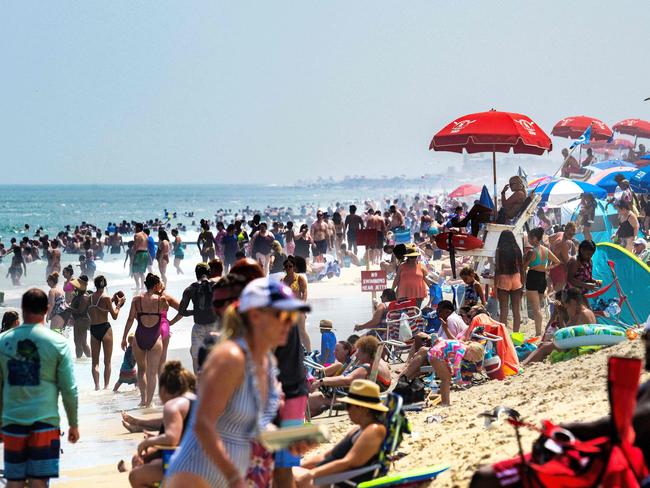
[
  {"x1": 273, "y1": 310, "x2": 299, "y2": 324},
  {"x1": 284, "y1": 264, "x2": 294, "y2": 269}
]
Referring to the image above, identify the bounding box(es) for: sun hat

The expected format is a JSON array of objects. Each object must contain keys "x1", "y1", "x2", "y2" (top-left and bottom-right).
[
  {"x1": 339, "y1": 379, "x2": 388, "y2": 412},
  {"x1": 70, "y1": 277, "x2": 88, "y2": 292},
  {"x1": 404, "y1": 244, "x2": 420, "y2": 258},
  {"x1": 319, "y1": 319, "x2": 333, "y2": 330},
  {"x1": 239, "y1": 277, "x2": 311, "y2": 313}
]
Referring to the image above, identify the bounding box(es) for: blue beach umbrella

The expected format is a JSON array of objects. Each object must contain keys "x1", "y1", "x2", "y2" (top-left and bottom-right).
[
  {"x1": 590, "y1": 160, "x2": 638, "y2": 170},
  {"x1": 593, "y1": 170, "x2": 635, "y2": 194},
  {"x1": 532, "y1": 178, "x2": 607, "y2": 206},
  {"x1": 479, "y1": 185, "x2": 494, "y2": 209},
  {"x1": 630, "y1": 169, "x2": 650, "y2": 193}
]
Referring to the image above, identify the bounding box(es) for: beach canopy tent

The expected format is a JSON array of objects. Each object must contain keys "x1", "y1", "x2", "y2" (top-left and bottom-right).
[
  {"x1": 532, "y1": 178, "x2": 606, "y2": 207},
  {"x1": 430, "y1": 109, "x2": 552, "y2": 209},
  {"x1": 589, "y1": 160, "x2": 637, "y2": 170},
  {"x1": 591, "y1": 242, "x2": 650, "y2": 326},
  {"x1": 448, "y1": 184, "x2": 482, "y2": 198},
  {"x1": 629, "y1": 168, "x2": 650, "y2": 193},
  {"x1": 562, "y1": 199, "x2": 618, "y2": 243},
  {"x1": 587, "y1": 168, "x2": 636, "y2": 194},
  {"x1": 551, "y1": 115, "x2": 613, "y2": 141}
]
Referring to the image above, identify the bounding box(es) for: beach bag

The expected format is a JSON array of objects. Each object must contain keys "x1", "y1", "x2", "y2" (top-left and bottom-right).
[{"x1": 393, "y1": 377, "x2": 425, "y2": 405}]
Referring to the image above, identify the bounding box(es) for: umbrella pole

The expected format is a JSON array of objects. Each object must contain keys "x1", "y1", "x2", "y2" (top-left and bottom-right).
[
  {"x1": 635, "y1": 135, "x2": 638, "y2": 149},
  {"x1": 492, "y1": 150, "x2": 498, "y2": 216}
]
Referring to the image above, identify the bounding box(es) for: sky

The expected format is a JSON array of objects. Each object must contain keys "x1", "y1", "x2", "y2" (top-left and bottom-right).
[{"x1": 2, "y1": 1, "x2": 649, "y2": 185}]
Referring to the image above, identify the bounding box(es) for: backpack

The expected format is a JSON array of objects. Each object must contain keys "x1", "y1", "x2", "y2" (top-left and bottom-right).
[
  {"x1": 393, "y1": 377, "x2": 426, "y2": 405},
  {"x1": 193, "y1": 280, "x2": 215, "y2": 317}
]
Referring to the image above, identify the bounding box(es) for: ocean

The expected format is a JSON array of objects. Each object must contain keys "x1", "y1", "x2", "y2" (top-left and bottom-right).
[{"x1": 0, "y1": 183, "x2": 424, "y2": 238}]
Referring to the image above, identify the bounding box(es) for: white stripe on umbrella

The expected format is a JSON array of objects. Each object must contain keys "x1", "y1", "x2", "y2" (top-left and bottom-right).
[{"x1": 532, "y1": 178, "x2": 607, "y2": 206}]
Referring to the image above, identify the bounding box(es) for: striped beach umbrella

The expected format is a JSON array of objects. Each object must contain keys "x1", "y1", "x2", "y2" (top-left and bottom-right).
[{"x1": 532, "y1": 178, "x2": 607, "y2": 206}]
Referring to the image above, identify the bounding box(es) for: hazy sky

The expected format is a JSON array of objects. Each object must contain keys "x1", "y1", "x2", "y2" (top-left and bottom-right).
[{"x1": 2, "y1": 1, "x2": 649, "y2": 185}]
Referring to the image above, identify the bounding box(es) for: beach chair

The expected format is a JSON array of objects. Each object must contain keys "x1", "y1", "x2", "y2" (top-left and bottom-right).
[
  {"x1": 314, "y1": 393, "x2": 450, "y2": 487},
  {"x1": 380, "y1": 300, "x2": 425, "y2": 364},
  {"x1": 323, "y1": 344, "x2": 385, "y2": 418}
]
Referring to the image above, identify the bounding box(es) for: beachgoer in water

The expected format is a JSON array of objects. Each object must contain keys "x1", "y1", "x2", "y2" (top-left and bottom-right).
[
  {"x1": 1, "y1": 310, "x2": 20, "y2": 333},
  {"x1": 308, "y1": 336, "x2": 391, "y2": 417},
  {"x1": 46, "y1": 272, "x2": 67, "y2": 331},
  {"x1": 171, "y1": 229, "x2": 184, "y2": 274},
  {"x1": 196, "y1": 221, "x2": 216, "y2": 262},
  {"x1": 157, "y1": 229, "x2": 171, "y2": 285},
  {"x1": 132, "y1": 223, "x2": 149, "y2": 291},
  {"x1": 344, "y1": 205, "x2": 364, "y2": 255},
  {"x1": 494, "y1": 230, "x2": 524, "y2": 332},
  {"x1": 144, "y1": 229, "x2": 157, "y2": 273},
  {"x1": 0, "y1": 289, "x2": 79, "y2": 487},
  {"x1": 392, "y1": 244, "x2": 430, "y2": 308},
  {"x1": 548, "y1": 222, "x2": 576, "y2": 291},
  {"x1": 566, "y1": 239, "x2": 601, "y2": 295},
  {"x1": 284, "y1": 221, "x2": 296, "y2": 256},
  {"x1": 122, "y1": 273, "x2": 169, "y2": 407},
  {"x1": 45, "y1": 238, "x2": 61, "y2": 280},
  {"x1": 128, "y1": 361, "x2": 196, "y2": 488},
  {"x1": 173, "y1": 263, "x2": 218, "y2": 373},
  {"x1": 459, "y1": 267, "x2": 485, "y2": 306},
  {"x1": 223, "y1": 224, "x2": 239, "y2": 273},
  {"x1": 114, "y1": 334, "x2": 137, "y2": 392},
  {"x1": 68, "y1": 276, "x2": 92, "y2": 358},
  {"x1": 109, "y1": 229, "x2": 124, "y2": 254},
  {"x1": 523, "y1": 227, "x2": 560, "y2": 336},
  {"x1": 332, "y1": 211, "x2": 345, "y2": 261},
  {"x1": 89, "y1": 275, "x2": 126, "y2": 390},
  {"x1": 164, "y1": 278, "x2": 307, "y2": 488},
  {"x1": 214, "y1": 221, "x2": 227, "y2": 262},
  {"x1": 615, "y1": 200, "x2": 639, "y2": 251},
  {"x1": 7, "y1": 245, "x2": 26, "y2": 286},
  {"x1": 294, "y1": 379, "x2": 388, "y2": 487},
  {"x1": 62, "y1": 264, "x2": 75, "y2": 304}
]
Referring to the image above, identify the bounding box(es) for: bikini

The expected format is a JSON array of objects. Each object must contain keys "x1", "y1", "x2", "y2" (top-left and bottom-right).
[
  {"x1": 135, "y1": 297, "x2": 162, "y2": 351},
  {"x1": 89, "y1": 294, "x2": 111, "y2": 342}
]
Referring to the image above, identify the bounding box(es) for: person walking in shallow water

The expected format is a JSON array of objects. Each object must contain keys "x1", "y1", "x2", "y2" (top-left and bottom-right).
[{"x1": 89, "y1": 275, "x2": 125, "y2": 390}]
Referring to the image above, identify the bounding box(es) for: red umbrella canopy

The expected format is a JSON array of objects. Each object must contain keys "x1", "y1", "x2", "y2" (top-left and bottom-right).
[
  {"x1": 587, "y1": 138, "x2": 634, "y2": 150},
  {"x1": 429, "y1": 110, "x2": 552, "y2": 155},
  {"x1": 612, "y1": 119, "x2": 650, "y2": 139},
  {"x1": 551, "y1": 115, "x2": 613, "y2": 141},
  {"x1": 448, "y1": 184, "x2": 482, "y2": 198}
]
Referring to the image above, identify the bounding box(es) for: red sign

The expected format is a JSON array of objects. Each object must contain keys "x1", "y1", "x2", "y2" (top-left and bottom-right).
[{"x1": 361, "y1": 270, "x2": 387, "y2": 292}]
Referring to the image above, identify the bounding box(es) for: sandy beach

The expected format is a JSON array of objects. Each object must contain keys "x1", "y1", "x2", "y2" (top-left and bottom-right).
[{"x1": 41, "y1": 263, "x2": 646, "y2": 487}]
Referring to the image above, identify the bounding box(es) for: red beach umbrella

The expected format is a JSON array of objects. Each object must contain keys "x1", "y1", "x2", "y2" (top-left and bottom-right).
[
  {"x1": 430, "y1": 109, "x2": 552, "y2": 208},
  {"x1": 551, "y1": 115, "x2": 613, "y2": 141},
  {"x1": 448, "y1": 184, "x2": 482, "y2": 198},
  {"x1": 612, "y1": 119, "x2": 650, "y2": 139}
]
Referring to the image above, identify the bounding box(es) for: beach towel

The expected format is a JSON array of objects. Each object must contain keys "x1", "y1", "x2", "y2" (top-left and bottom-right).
[{"x1": 466, "y1": 314, "x2": 520, "y2": 377}]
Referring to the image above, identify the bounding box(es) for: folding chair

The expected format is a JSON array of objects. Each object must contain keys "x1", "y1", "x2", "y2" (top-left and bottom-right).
[{"x1": 314, "y1": 393, "x2": 450, "y2": 487}]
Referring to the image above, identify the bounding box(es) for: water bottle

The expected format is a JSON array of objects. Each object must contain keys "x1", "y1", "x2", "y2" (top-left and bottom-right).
[{"x1": 398, "y1": 312, "x2": 413, "y2": 341}]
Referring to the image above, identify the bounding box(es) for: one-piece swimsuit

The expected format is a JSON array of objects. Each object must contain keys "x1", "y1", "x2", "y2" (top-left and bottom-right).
[{"x1": 135, "y1": 297, "x2": 162, "y2": 350}]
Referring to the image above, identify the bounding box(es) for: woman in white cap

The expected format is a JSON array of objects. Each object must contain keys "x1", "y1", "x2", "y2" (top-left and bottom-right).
[
  {"x1": 293, "y1": 379, "x2": 388, "y2": 487},
  {"x1": 164, "y1": 278, "x2": 310, "y2": 488}
]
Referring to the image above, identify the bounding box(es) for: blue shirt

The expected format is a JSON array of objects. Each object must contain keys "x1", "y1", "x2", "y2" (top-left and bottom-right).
[
  {"x1": 319, "y1": 330, "x2": 337, "y2": 365},
  {"x1": 147, "y1": 236, "x2": 157, "y2": 259}
]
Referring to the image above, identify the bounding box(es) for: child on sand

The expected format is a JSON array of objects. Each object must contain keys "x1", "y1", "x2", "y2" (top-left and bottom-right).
[
  {"x1": 113, "y1": 334, "x2": 137, "y2": 391},
  {"x1": 318, "y1": 320, "x2": 337, "y2": 366},
  {"x1": 459, "y1": 267, "x2": 485, "y2": 306}
]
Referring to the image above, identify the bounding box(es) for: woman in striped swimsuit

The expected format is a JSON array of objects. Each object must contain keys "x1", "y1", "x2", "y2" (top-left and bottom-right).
[{"x1": 165, "y1": 277, "x2": 310, "y2": 488}]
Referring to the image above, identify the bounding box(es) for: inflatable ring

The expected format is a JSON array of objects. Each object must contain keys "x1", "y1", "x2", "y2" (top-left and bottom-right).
[{"x1": 553, "y1": 324, "x2": 627, "y2": 350}]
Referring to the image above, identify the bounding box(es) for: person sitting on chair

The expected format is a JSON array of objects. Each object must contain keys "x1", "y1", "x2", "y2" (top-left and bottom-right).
[
  {"x1": 308, "y1": 336, "x2": 391, "y2": 417},
  {"x1": 496, "y1": 176, "x2": 528, "y2": 224},
  {"x1": 294, "y1": 379, "x2": 388, "y2": 487},
  {"x1": 353, "y1": 289, "x2": 396, "y2": 339}
]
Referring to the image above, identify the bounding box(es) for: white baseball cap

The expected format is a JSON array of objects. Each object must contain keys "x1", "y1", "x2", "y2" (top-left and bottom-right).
[{"x1": 239, "y1": 278, "x2": 311, "y2": 313}]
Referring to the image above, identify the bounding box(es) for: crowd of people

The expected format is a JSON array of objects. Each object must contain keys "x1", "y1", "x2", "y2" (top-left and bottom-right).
[{"x1": 2, "y1": 161, "x2": 650, "y2": 486}]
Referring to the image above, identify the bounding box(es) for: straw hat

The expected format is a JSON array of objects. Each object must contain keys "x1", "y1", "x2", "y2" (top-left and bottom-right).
[
  {"x1": 404, "y1": 244, "x2": 420, "y2": 258},
  {"x1": 319, "y1": 319, "x2": 333, "y2": 330},
  {"x1": 339, "y1": 379, "x2": 388, "y2": 412},
  {"x1": 70, "y1": 278, "x2": 87, "y2": 292}
]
